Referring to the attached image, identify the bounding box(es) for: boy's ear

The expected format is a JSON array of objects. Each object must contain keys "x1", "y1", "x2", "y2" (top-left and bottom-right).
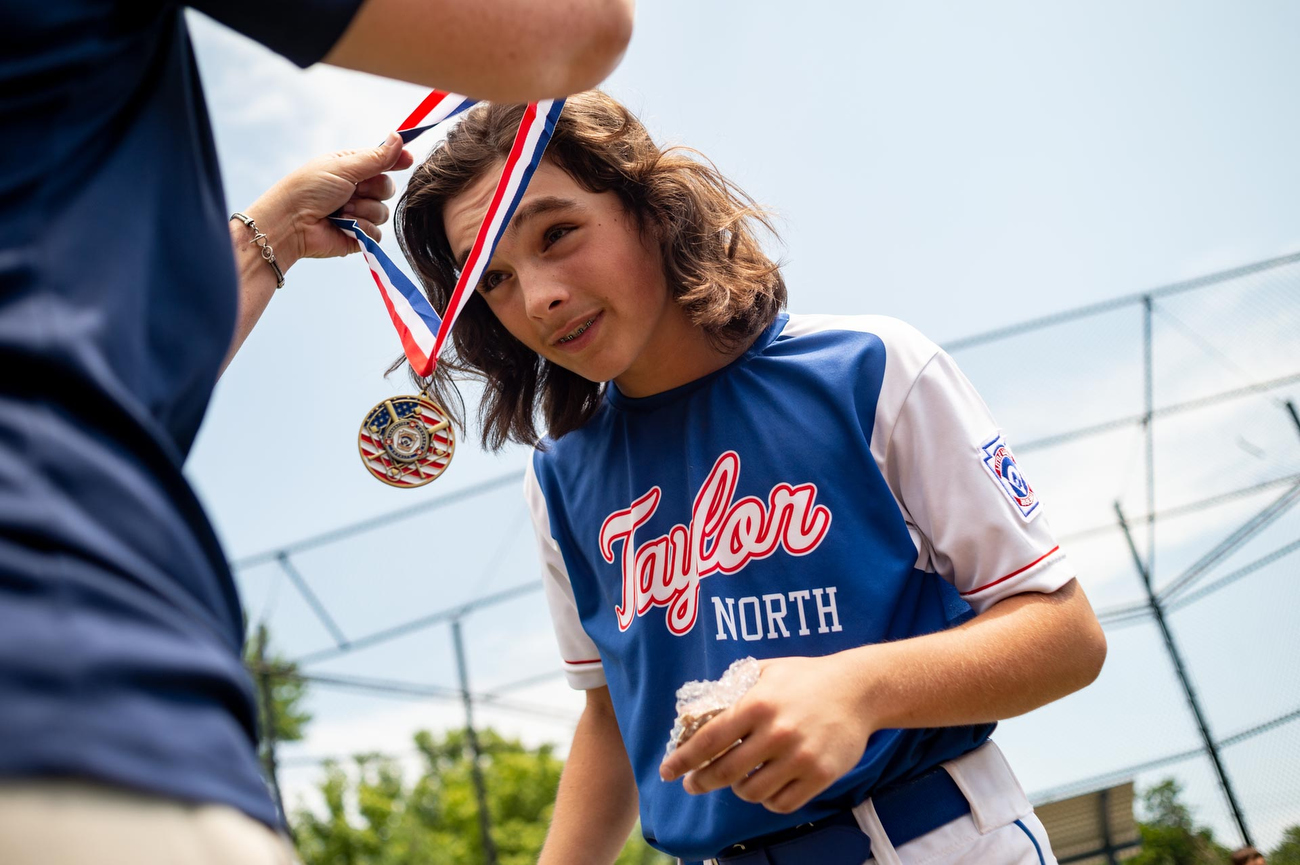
[{"x1": 633, "y1": 207, "x2": 668, "y2": 249}]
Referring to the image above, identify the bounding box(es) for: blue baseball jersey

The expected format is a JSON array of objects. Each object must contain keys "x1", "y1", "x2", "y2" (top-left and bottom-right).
[{"x1": 526, "y1": 312, "x2": 1074, "y2": 860}]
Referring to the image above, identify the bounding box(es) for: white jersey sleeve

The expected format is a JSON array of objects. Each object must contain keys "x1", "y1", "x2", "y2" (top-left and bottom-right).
[
  {"x1": 867, "y1": 318, "x2": 1075, "y2": 613},
  {"x1": 524, "y1": 456, "x2": 607, "y2": 690},
  {"x1": 785, "y1": 314, "x2": 1073, "y2": 614}
]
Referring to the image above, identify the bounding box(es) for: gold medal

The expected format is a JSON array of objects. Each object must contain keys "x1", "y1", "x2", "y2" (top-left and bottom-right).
[{"x1": 358, "y1": 393, "x2": 455, "y2": 488}]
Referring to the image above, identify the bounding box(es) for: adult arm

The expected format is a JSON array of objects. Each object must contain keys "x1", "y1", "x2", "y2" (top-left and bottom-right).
[
  {"x1": 324, "y1": 0, "x2": 635, "y2": 101},
  {"x1": 660, "y1": 577, "x2": 1106, "y2": 813},
  {"x1": 540, "y1": 686, "x2": 641, "y2": 865},
  {"x1": 222, "y1": 133, "x2": 413, "y2": 375}
]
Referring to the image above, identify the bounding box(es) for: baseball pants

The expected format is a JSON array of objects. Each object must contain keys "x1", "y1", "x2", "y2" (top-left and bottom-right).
[{"x1": 687, "y1": 741, "x2": 1057, "y2": 865}]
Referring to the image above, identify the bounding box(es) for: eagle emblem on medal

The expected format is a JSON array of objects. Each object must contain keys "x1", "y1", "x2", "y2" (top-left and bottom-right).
[{"x1": 358, "y1": 394, "x2": 455, "y2": 488}]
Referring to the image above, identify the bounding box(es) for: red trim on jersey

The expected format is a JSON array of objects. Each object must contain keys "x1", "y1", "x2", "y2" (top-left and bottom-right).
[
  {"x1": 961, "y1": 546, "x2": 1061, "y2": 596},
  {"x1": 564, "y1": 658, "x2": 602, "y2": 665}
]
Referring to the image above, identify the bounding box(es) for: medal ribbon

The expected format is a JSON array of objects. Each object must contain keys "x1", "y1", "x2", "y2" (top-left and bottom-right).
[{"x1": 330, "y1": 93, "x2": 565, "y2": 378}]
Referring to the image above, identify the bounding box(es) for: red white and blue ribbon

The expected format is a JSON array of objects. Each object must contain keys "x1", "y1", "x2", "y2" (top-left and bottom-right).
[
  {"x1": 330, "y1": 93, "x2": 565, "y2": 378},
  {"x1": 394, "y1": 90, "x2": 476, "y2": 143}
]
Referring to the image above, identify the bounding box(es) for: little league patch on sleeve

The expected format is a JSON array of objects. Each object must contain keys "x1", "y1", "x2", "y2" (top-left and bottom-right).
[{"x1": 980, "y1": 433, "x2": 1040, "y2": 521}]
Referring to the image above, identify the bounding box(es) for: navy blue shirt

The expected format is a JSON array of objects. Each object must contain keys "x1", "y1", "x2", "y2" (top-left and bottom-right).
[{"x1": 0, "y1": 0, "x2": 362, "y2": 827}]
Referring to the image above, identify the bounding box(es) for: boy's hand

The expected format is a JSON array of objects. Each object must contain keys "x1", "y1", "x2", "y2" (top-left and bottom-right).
[
  {"x1": 659, "y1": 653, "x2": 879, "y2": 814},
  {"x1": 659, "y1": 582, "x2": 1106, "y2": 817}
]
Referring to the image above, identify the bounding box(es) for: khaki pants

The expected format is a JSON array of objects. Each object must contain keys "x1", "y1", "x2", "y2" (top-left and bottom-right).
[{"x1": 0, "y1": 781, "x2": 297, "y2": 865}]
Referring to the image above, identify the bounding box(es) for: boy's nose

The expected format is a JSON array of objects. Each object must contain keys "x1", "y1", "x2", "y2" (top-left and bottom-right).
[{"x1": 522, "y1": 274, "x2": 571, "y2": 318}]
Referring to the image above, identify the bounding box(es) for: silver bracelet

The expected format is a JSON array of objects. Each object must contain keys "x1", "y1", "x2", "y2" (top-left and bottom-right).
[{"x1": 230, "y1": 211, "x2": 286, "y2": 289}]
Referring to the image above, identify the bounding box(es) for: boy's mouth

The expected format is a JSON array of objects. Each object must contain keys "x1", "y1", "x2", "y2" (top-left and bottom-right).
[
  {"x1": 557, "y1": 317, "x2": 596, "y2": 344},
  {"x1": 553, "y1": 311, "x2": 603, "y2": 349}
]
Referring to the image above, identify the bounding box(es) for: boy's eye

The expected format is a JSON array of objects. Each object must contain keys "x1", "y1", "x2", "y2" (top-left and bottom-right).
[
  {"x1": 544, "y1": 225, "x2": 573, "y2": 247},
  {"x1": 479, "y1": 271, "x2": 509, "y2": 292}
]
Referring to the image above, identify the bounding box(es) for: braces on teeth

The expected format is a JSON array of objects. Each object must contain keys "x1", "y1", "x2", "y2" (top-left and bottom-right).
[{"x1": 558, "y1": 318, "x2": 595, "y2": 343}]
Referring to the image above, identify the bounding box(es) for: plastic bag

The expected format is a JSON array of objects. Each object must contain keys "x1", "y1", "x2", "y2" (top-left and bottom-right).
[{"x1": 665, "y1": 656, "x2": 761, "y2": 756}]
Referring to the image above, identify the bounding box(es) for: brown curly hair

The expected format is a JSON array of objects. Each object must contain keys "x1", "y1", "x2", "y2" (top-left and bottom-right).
[{"x1": 394, "y1": 91, "x2": 786, "y2": 450}]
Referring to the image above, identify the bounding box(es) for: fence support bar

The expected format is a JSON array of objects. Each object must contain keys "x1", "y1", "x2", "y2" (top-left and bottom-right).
[
  {"x1": 1114, "y1": 502, "x2": 1253, "y2": 848},
  {"x1": 1099, "y1": 785, "x2": 1117, "y2": 865},
  {"x1": 453, "y1": 619, "x2": 499, "y2": 865},
  {"x1": 255, "y1": 625, "x2": 288, "y2": 829}
]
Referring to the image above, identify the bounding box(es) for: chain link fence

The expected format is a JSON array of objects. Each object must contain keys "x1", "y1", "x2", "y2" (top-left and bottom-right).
[
  {"x1": 953, "y1": 252, "x2": 1300, "y2": 852},
  {"x1": 239, "y1": 252, "x2": 1300, "y2": 855}
]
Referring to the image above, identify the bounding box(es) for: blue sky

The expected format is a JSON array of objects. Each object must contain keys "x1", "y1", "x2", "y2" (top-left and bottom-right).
[{"x1": 185, "y1": 1, "x2": 1300, "y2": 850}]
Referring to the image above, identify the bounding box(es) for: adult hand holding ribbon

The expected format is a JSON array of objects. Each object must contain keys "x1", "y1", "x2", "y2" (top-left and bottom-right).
[
  {"x1": 251, "y1": 133, "x2": 414, "y2": 264},
  {"x1": 223, "y1": 134, "x2": 415, "y2": 375}
]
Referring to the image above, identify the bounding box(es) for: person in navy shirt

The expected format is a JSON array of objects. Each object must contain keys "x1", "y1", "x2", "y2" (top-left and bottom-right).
[
  {"x1": 0, "y1": 1, "x2": 633, "y2": 862},
  {"x1": 394, "y1": 91, "x2": 1108, "y2": 864}
]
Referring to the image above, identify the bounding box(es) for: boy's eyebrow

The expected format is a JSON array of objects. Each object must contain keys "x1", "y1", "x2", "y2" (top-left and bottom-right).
[{"x1": 455, "y1": 195, "x2": 582, "y2": 269}]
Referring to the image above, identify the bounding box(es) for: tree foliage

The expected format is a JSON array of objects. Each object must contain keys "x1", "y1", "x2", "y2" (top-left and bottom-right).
[
  {"x1": 1128, "y1": 779, "x2": 1232, "y2": 865},
  {"x1": 248, "y1": 656, "x2": 1298, "y2": 865},
  {"x1": 292, "y1": 727, "x2": 671, "y2": 865},
  {"x1": 1272, "y1": 825, "x2": 1300, "y2": 865}
]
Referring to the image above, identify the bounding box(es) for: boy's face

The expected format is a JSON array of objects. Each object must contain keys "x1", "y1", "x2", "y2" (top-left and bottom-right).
[{"x1": 443, "y1": 158, "x2": 691, "y2": 394}]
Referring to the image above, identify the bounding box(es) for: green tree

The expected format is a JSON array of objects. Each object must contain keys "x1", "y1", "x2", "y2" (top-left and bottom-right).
[
  {"x1": 1272, "y1": 825, "x2": 1300, "y2": 865},
  {"x1": 1127, "y1": 779, "x2": 1232, "y2": 865},
  {"x1": 293, "y1": 727, "x2": 671, "y2": 865}
]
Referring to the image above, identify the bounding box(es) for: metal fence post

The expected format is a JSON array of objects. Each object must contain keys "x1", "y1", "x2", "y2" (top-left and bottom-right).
[
  {"x1": 1114, "y1": 503, "x2": 1253, "y2": 848},
  {"x1": 452, "y1": 618, "x2": 499, "y2": 865},
  {"x1": 1098, "y1": 786, "x2": 1117, "y2": 865},
  {"x1": 255, "y1": 624, "x2": 288, "y2": 826},
  {"x1": 1142, "y1": 295, "x2": 1156, "y2": 579}
]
